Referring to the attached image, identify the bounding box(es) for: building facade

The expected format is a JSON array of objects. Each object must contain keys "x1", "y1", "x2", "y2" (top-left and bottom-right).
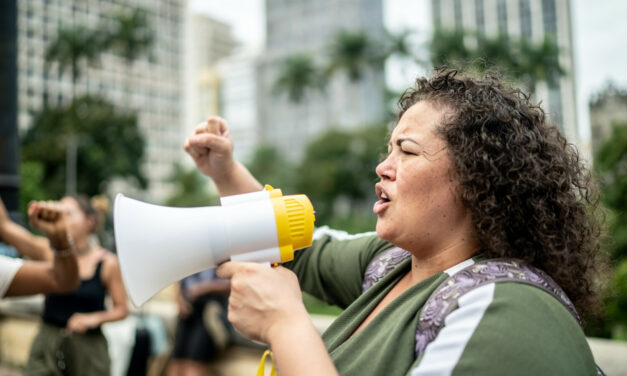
[
  {"x1": 257, "y1": 0, "x2": 387, "y2": 161},
  {"x1": 431, "y1": 0, "x2": 580, "y2": 146},
  {"x1": 589, "y1": 84, "x2": 627, "y2": 156},
  {"x1": 16, "y1": 0, "x2": 183, "y2": 201},
  {"x1": 183, "y1": 12, "x2": 237, "y2": 147}
]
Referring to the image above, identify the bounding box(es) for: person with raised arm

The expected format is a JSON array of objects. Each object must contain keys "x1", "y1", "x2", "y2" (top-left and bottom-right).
[
  {"x1": 184, "y1": 69, "x2": 605, "y2": 376},
  {"x1": 1, "y1": 195, "x2": 128, "y2": 376},
  {"x1": 0, "y1": 198, "x2": 79, "y2": 297}
]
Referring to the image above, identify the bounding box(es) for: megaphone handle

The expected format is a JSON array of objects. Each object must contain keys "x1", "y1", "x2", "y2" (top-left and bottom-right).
[{"x1": 257, "y1": 349, "x2": 277, "y2": 376}]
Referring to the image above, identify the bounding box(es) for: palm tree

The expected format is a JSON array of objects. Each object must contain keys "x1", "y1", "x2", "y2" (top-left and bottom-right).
[
  {"x1": 429, "y1": 28, "x2": 472, "y2": 68},
  {"x1": 102, "y1": 8, "x2": 154, "y2": 109},
  {"x1": 104, "y1": 8, "x2": 154, "y2": 64},
  {"x1": 429, "y1": 29, "x2": 565, "y2": 95},
  {"x1": 273, "y1": 54, "x2": 325, "y2": 103},
  {"x1": 383, "y1": 29, "x2": 422, "y2": 64},
  {"x1": 45, "y1": 26, "x2": 101, "y2": 98},
  {"x1": 327, "y1": 30, "x2": 382, "y2": 82},
  {"x1": 516, "y1": 35, "x2": 565, "y2": 94}
]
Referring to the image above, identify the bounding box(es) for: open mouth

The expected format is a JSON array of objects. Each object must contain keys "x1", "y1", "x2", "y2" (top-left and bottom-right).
[{"x1": 374, "y1": 185, "x2": 391, "y2": 214}]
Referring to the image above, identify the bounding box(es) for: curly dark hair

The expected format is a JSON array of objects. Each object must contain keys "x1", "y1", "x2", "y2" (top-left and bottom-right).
[{"x1": 397, "y1": 68, "x2": 607, "y2": 320}]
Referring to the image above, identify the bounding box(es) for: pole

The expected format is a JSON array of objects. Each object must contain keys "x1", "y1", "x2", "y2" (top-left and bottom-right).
[{"x1": 0, "y1": 0, "x2": 21, "y2": 223}]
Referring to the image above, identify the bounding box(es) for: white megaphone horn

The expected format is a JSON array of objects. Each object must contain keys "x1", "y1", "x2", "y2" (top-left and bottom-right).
[{"x1": 113, "y1": 186, "x2": 315, "y2": 306}]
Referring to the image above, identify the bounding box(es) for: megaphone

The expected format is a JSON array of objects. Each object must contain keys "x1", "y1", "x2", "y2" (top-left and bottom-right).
[{"x1": 113, "y1": 186, "x2": 315, "y2": 306}]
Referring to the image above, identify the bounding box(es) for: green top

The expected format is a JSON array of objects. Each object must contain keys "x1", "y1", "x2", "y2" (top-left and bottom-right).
[{"x1": 284, "y1": 230, "x2": 597, "y2": 376}]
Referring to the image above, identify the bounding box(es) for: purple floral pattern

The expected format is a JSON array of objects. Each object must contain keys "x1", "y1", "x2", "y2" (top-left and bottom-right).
[
  {"x1": 362, "y1": 247, "x2": 411, "y2": 292},
  {"x1": 415, "y1": 259, "x2": 581, "y2": 358},
  {"x1": 414, "y1": 259, "x2": 607, "y2": 375},
  {"x1": 362, "y1": 254, "x2": 604, "y2": 375}
]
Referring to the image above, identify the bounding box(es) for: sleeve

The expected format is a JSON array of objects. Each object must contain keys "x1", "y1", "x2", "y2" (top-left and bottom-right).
[
  {"x1": 408, "y1": 283, "x2": 597, "y2": 376},
  {"x1": 283, "y1": 226, "x2": 392, "y2": 309},
  {"x1": 0, "y1": 255, "x2": 24, "y2": 298}
]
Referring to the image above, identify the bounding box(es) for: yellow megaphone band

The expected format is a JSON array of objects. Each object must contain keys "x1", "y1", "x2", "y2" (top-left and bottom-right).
[{"x1": 265, "y1": 185, "x2": 315, "y2": 263}]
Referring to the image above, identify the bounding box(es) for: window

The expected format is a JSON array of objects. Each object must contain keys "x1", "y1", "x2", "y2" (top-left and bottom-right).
[
  {"x1": 497, "y1": 0, "x2": 508, "y2": 36},
  {"x1": 475, "y1": 0, "x2": 485, "y2": 35},
  {"x1": 519, "y1": 0, "x2": 532, "y2": 38},
  {"x1": 542, "y1": 0, "x2": 557, "y2": 35}
]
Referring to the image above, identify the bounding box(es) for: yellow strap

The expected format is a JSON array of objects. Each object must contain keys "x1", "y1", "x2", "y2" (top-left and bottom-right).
[{"x1": 257, "y1": 349, "x2": 277, "y2": 376}]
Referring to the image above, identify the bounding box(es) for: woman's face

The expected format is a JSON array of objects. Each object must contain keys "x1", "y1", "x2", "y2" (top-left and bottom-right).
[
  {"x1": 61, "y1": 197, "x2": 93, "y2": 241},
  {"x1": 374, "y1": 101, "x2": 471, "y2": 255}
]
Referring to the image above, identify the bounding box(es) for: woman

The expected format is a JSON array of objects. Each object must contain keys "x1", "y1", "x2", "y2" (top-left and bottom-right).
[
  {"x1": 167, "y1": 268, "x2": 231, "y2": 376},
  {"x1": 184, "y1": 69, "x2": 605, "y2": 375},
  {"x1": 3, "y1": 195, "x2": 128, "y2": 376},
  {"x1": 0, "y1": 198, "x2": 79, "y2": 298}
]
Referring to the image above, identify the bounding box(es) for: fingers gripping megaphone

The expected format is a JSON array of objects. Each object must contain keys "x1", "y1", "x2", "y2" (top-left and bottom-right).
[{"x1": 113, "y1": 186, "x2": 315, "y2": 306}]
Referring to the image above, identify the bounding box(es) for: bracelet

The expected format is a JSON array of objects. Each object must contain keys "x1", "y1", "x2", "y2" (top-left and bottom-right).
[{"x1": 51, "y1": 233, "x2": 76, "y2": 257}]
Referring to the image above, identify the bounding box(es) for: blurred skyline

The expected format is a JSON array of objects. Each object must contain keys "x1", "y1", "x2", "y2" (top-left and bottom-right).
[{"x1": 190, "y1": 0, "x2": 627, "y2": 143}]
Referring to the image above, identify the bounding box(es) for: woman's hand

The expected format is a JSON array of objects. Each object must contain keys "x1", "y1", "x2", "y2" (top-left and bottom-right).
[
  {"x1": 184, "y1": 116, "x2": 235, "y2": 182},
  {"x1": 27, "y1": 201, "x2": 71, "y2": 251},
  {"x1": 66, "y1": 313, "x2": 100, "y2": 334},
  {"x1": 216, "y1": 262, "x2": 310, "y2": 344}
]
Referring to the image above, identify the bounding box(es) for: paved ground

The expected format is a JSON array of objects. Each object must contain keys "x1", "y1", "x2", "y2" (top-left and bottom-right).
[{"x1": 588, "y1": 337, "x2": 627, "y2": 376}]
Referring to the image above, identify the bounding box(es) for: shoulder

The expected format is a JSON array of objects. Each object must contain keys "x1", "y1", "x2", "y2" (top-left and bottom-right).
[
  {"x1": 99, "y1": 249, "x2": 121, "y2": 280},
  {"x1": 413, "y1": 282, "x2": 596, "y2": 376}
]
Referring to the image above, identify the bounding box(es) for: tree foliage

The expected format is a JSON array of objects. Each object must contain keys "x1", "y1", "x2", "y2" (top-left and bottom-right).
[
  {"x1": 273, "y1": 54, "x2": 326, "y2": 103},
  {"x1": 295, "y1": 125, "x2": 388, "y2": 228},
  {"x1": 21, "y1": 95, "x2": 147, "y2": 198},
  {"x1": 245, "y1": 144, "x2": 296, "y2": 193},
  {"x1": 165, "y1": 164, "x2": 218, "y2": 207},
  {"x1": 594, "y1": 122, "x2": 627, "y2": 339},
  {"x1": 327, "y1": 30, "x2": 385, "y2": 81},
  {"x1": 430, "y1": 28, "x2": 565, "y2": 94},
  {"x1": 45, "y1": 26, "x2": 103, "y2": 86},
  {"x1": 104, "y1": 8, "x2": 154, "y2": 64}
]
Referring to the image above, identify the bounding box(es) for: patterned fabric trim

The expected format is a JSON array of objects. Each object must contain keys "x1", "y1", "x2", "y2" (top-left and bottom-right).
[
  {"x1": 362, "y1": 246, "x2": 411, "y2": 292},
  {"x1": 415, "y1": 258, "x2": 580, "y2": 356},
  {"x1": 413, "y1": 258, "x2": 604, "y2": 376}
]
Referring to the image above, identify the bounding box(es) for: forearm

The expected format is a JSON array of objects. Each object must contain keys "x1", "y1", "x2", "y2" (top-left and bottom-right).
[
  {"x1": 50, "y1": 255, "x2": 80, "y2": 291},
  {"x1": 84, "y1": 305, "x2": 128, "y2": 326},
  {"x1": 0, "y1": 221, "x2": 52, "y2": 261},
  {"x1": 6, "y1": 256, "x2": 78, "y2": 297},
  {"x1": 269, "y1": 317, "x2": 338, "y2": 376},
  {"x1": 213, "y1": 160, "x2": 263, "y2": 196}
]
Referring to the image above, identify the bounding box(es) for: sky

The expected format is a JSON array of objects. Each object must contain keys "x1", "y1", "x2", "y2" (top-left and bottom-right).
[{"x1": 189, "y1": 0, "x2": 627, "y2": 142}]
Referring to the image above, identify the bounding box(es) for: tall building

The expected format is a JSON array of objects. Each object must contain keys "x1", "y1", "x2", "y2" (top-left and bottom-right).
[
  {"x1": 219, "y1": 52, "x2": 260, "y2": 164},
  {"x1": 182, "y1": 12, "x2": 237, "y2": 148},
  {"x1": 431, "y1": 0, "x2": 580, "y2": 146},
  {"x1": 16, "y1": 0, "x2": 183, "y2": 201},
  {"x1": 589, "y1": 84, "x2": 627, "y2": 156},
  {"x1": 257, "y1": 0, "x2": 387, "y2": 161}
]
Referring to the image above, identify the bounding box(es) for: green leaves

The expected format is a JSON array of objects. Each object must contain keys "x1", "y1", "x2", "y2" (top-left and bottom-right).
[
  {"x1": 21, "y1": 96, "x2": 147, "y2": 198},
  {"x1": 273, "y1": 54, "x2": 326, "y2": 103},
  {"x1": 243, "y1": 125, "x2": 387, "y2": 232},
  {"x1": 165, "y1": 164, "x2": 218, "y2": 208},
  {"x1": 429, "y1": 28, "x2": 566, "y2": 94}
]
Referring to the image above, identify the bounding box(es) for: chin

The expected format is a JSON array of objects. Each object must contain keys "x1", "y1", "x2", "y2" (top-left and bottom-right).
[{"x1": 375, "y1": 222, "x2": 394, "y2": 243}]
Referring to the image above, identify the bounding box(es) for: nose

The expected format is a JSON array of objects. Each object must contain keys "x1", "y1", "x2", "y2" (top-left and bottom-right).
[{"x1": 376, "y1": 156, "x2": 395, "y2": 181}]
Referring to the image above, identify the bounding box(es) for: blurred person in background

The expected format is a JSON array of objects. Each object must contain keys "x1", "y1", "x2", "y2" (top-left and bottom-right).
[
  {"x1": 1, "y1": 194, "x2": 128, "y2": 376},
  {"x1": 0, "y1": 198, "x2": 79, "y2": 298},
  {"x1": 184, "y1": 68, "x2": 606, "y2": 375},
  {"x1": 167, "y1": 268, "x2": 231, "y2": 376}
]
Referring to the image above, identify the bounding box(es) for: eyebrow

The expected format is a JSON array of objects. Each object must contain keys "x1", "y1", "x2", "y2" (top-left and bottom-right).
[{"x1": 388, "y1": 137, "x2": 420, "y2": 149}]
